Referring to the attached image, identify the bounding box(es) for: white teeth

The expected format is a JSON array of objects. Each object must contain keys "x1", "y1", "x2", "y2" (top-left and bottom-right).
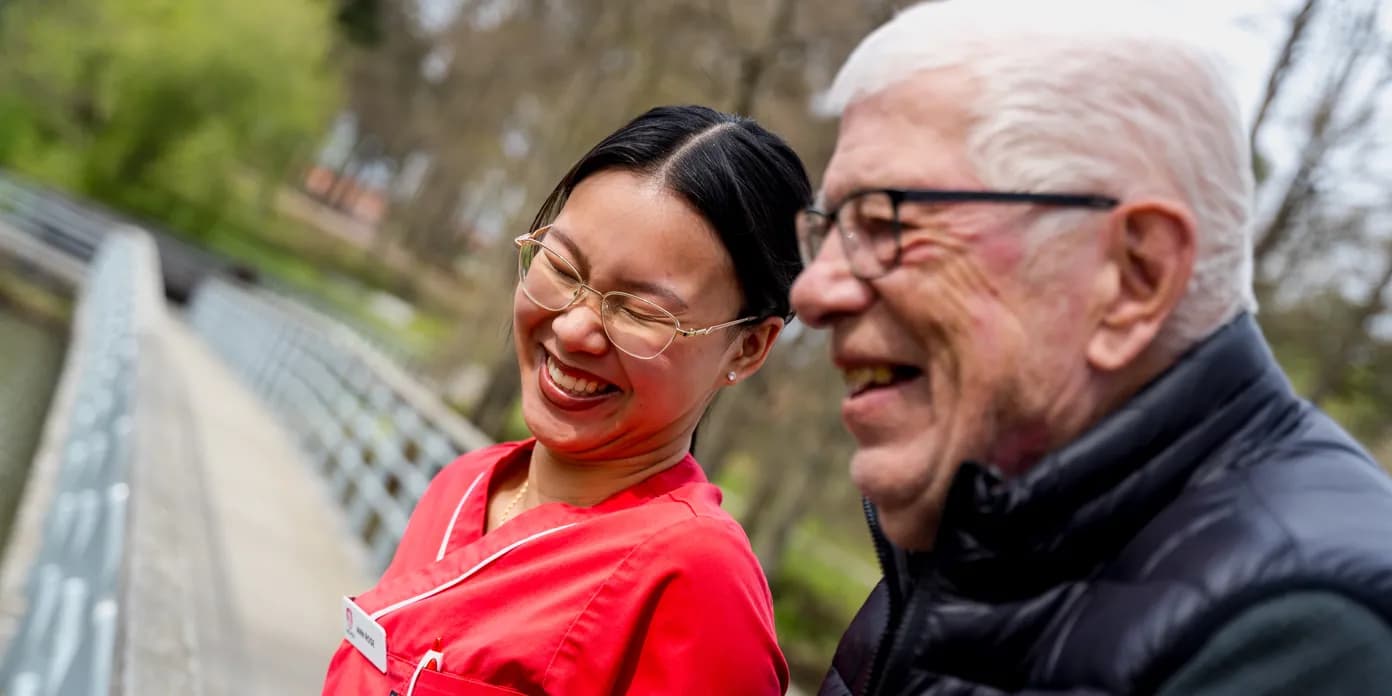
[
  {"x1": 547, "y1": 356, "x2": 608, "y2": 397},
  {"x1": 843, "y1": 365, "x2": 896, "y2": 394}
]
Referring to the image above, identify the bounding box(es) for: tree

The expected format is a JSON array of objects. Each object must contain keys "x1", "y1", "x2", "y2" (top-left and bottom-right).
[
  {"x1": 1248, "y1": 0, "x2": 1321, "y2": 171},
  {"x1": 1252, "y1": 0, "x2": 1386, "y2": 296},
  {"x1": 1248, "y1": 0, "x2": 1392, "y2": 448},
  {"x1": 0, "y1": 0, "x2": 339, "y2": 234},
  {"x1": 336, "y1": 0, "x2": 384, "y2": 47}
]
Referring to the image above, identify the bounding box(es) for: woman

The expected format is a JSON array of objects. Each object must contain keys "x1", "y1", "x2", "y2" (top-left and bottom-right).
[{"x1": 322, "y1": 105, "x2": 811, "y2": 695}]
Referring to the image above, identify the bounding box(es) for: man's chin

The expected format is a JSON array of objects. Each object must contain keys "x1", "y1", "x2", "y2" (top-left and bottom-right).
[
  {"x1": 850, "y1": 443, "x2": 959, "y2": 551},
  {"x1": 850, "y1": 443, "x2": 929, "y2": 503}
]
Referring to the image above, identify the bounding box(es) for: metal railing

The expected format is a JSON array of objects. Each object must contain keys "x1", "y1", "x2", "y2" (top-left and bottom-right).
[
  {"x1": 0, "y1": 232, "x2": 161, "y2": 695},
  {"x1": 0, "y1": 171, "x2": 235, "y2": 303},
  {"x1": 187, "y1": 278, "x2": 492, "y2": 571},
  {"x1": 0, "y1": 174, "x2": 111, "y2": 262}
]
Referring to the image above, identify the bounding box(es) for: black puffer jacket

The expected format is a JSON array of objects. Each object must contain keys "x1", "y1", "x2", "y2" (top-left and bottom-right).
[{"x1": 820, "y1": 314, "x2": 1392, "y2": 695}]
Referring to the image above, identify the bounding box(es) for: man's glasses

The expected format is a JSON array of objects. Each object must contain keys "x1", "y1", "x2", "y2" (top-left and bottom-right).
[
  {"x1": 797, "y1": 188, "x2": 1119, "y2": 279},
  {"x1": 514, "y1": 226, "x2": 757, "y2": 359}
]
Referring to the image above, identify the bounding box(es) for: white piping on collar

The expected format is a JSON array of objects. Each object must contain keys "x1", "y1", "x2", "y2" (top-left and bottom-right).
[
  {"x1": 373, "y1": 523, "x2": 578, "y2": 621},
  {"x1": 436, "y1": 471, "x2": 487, "y2": 562}
]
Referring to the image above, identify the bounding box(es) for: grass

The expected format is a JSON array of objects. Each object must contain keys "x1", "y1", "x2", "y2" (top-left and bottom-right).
[
  {"x1": 139, "y1": 182, "x2": 461, "y2": 365},
  {"x1": 210, "y1": 229, "x2": 444, "y2": 355},
  {"x1": 776, "y1": 515, "x2": 877, "y2": 685},
  {"x1": 774, "y1": 551, "x2": 868, "y2": 687},
  {"x1": 6, "y1": 162, "x2": 468, "y2": 364},
  {"x1": 716, "y1": 459, "x2": 877, "y2": 685},
  {"x1": 49, "y1": 165, "x2": 457, "y2": 364},
  {"x1": 0, "y1": 264, "x2": 71, "y2": 326}
]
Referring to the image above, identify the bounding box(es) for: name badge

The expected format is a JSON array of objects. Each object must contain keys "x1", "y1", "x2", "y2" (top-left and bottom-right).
[{"x1": 343, "y1": 596, "x2": 387, "y2": 673}]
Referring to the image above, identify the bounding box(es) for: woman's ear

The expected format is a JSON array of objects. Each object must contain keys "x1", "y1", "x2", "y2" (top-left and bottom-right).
[{"x1": 723, "y1": 317, "x2": 784, "y2": 385}]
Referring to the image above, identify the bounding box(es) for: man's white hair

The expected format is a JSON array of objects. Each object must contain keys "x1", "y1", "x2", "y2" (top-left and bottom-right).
[{"x1": 821, "y1": 0, "x2": 1257, "y2": 353}]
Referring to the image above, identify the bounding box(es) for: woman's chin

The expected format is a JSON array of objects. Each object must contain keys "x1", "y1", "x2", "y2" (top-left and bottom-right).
[{"x1": 521, "y1": 398, "x2": 616, "y2": 455}]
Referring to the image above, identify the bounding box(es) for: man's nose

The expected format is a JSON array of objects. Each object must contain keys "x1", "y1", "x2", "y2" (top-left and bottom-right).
[{"x1": 790, "y1": 232, "x2": 875, "y2": 328}]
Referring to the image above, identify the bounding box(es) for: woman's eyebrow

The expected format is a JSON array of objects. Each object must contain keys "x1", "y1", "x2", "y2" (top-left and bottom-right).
[
  {"x1": 621, "y1": 279, "x2": 689, "y2": 314},
  {"x1": 546, "y1": 227, "x2": 590, "y2": 275},
  {"x1": 548, "y1": 226, "x2": 690, "y2": 313}
]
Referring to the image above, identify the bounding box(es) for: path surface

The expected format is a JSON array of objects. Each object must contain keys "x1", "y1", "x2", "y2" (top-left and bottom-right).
[{"x1": 162, "y1": 313, "x2": 371, "y2": 694}]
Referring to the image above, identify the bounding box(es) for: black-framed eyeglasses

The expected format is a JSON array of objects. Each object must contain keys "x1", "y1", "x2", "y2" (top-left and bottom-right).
[
  {"x1": 796, "y1": 188, "x2": 1119, "y2": 279},
  {"x1": 514, "y1": 226, "x2": 757, "y2": 359}
]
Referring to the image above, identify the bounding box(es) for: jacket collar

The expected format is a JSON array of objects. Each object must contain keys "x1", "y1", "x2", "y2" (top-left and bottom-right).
[{"x1": 916, "y1": 314, "x2": 1302, "y2": 597}]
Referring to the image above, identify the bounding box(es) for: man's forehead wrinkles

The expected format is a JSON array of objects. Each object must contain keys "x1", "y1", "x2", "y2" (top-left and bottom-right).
[
  {"x1": 823, "y1": 156, "x2": 902, "y2": 206},
  {"x1": 824, "y1": 129, "x2": 974, "y2": 207}
]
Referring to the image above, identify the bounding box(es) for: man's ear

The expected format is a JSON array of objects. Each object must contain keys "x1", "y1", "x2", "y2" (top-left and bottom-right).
[
  {"x1": 723, "y1": 317, "x2": 785, "y2": 385},
  {"x1": 1087, "y1": 198, "x2": 1196, "y2": 372}
]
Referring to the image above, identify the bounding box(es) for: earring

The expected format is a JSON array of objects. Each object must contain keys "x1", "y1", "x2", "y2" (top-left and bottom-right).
[{"x1": 727, "y1": 371, "x2": 737, "y2": 383}]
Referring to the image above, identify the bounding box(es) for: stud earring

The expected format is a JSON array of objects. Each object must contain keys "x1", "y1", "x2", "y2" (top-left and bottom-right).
[{"x1": 727, "y1": 371, "x2": 737, "y2": 383}]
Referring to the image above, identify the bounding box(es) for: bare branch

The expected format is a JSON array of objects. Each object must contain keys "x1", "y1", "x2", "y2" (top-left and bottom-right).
[
  {"x1": 731, "y1": 0, "x2": 800, "y2": 116},
  {"x1": 1249, "y1": 0, "x2": 1321, "y2": 159},
  {"x1": 1253, "y1": 0, "x2": 1383, "y2": 281}
]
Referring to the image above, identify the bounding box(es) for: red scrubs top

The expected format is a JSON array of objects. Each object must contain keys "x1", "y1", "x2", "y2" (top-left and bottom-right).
[{"x1": 321, "y1": 439, "x2": 789, "y2": 696}]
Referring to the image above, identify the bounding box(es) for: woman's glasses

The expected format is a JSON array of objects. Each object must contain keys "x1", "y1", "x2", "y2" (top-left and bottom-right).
[{"x1": 515, "y1": 226, "x2": 757, "y2": 359}]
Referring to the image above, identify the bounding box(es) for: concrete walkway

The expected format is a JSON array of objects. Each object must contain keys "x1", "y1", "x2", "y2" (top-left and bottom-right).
[{"x1": 161, "y1": 313, "x2": 371, "y2": 695}]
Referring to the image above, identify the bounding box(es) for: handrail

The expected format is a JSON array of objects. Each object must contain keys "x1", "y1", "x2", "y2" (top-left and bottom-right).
[
  {"x1": 0, "y1": 174, "x2": 112, "y2": 262},
  {"x1": 187, "y1": 278, "x2": 493, "y2": 571},
  {"x1": 0, "y1": 230, "x2": 159, "y2": 695}
]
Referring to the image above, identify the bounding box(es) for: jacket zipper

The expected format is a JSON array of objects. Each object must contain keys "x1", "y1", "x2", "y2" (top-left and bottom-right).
[{"x1": 862, "y1": 498, "x2": 902, "y2": 696}]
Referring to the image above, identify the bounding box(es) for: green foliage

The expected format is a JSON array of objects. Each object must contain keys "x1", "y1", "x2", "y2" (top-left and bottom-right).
[
  {"x1": 1261, "y1": 293, "x2": 1392, "y2": 449},
  {"x1": 1251, "y1": 148, "x2": 1272, "y2": 188},
  {"x1": 500, "y1": 399, "x2": 533, "y2": 442},
  {"x1": 335, "y1": 0, "x2": 383, "y2": 47},
  {"x1": 774, "y1": 554, "x2": 863, "y2": 687},
  {"x1": 0, "y1": 0, "x2": 339, "y2": 230}
]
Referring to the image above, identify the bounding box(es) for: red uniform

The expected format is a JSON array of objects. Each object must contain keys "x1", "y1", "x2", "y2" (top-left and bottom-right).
[{"x1": 321, "y1": 439, "x2": 788, "y2": 695}]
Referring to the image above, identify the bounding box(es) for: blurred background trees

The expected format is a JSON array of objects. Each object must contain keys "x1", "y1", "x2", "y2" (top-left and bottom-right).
[
  {"x1": 0, "y1": 0, "x2": 1388, "y2": 684},
  {"x1": 0, "y1": 0, "x2": 337, "y2": 237},
  {"x1": 1247, "y1": 0, "x2": 1392, "y2": 445}
]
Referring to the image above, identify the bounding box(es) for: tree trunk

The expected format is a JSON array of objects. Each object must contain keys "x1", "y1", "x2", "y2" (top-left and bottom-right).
[
  {"x1": 695, "y1": 370, "x2": 771, "y2": 481},
  {"x1": 470, "y1": 352, "x2": 522, "y2": 441},
  {"x1": 731, "y1": 0, "x2": 798, "y2": 117},
  {"x1": 749, "y1": 450, "x2": 814, "y2": 578},
  {"x1": 400, "y1": 165, "x2": 458, "y2": 259},
  {"x1": 740, "y1": 440, "x2": 793, "y2": 556},
  {"x1": 747, "y1": 424, "x2": 841, "y2": 580}
]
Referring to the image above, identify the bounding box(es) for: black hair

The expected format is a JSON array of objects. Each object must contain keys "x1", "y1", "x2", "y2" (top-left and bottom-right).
[{"x1": 530, "y1": 105, "x2": 812, "y2": 321}]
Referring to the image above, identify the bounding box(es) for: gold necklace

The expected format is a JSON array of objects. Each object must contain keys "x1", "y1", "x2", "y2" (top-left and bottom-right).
[{"x1": 499, "y1": 478, "x2": 530, "y2": 525}]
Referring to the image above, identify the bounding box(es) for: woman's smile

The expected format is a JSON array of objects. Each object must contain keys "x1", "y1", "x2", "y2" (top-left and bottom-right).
[{"x1": 537, "y1": 346, "x2": 622, "y2": 411}]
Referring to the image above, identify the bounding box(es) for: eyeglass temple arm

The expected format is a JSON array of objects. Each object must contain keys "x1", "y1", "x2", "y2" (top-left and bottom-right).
[
  {"x1": 898, "y1": 190, "x2": 1119, "y2": 209},
  {"x1": 678, "y1": 316, "x2": 759, "y2": 337}
]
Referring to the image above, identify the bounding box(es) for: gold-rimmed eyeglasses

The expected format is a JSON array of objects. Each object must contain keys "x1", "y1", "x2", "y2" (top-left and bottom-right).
[{"x1": 514, "y1": 226, "x2": 757, "y2": 359}]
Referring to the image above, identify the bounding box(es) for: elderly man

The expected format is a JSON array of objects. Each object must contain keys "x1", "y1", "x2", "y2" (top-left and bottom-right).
[{"x1": 790, "y1": 2, "x2": 1392, "y2": 695}]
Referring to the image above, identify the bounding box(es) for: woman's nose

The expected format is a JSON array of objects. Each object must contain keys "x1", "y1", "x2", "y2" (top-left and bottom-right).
[{"x1": 550, "y1": 293, "x2": 611, "y2": 356}]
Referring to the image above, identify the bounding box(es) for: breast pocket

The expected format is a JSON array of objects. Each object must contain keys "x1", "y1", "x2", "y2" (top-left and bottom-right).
[{"x1": 401, "y1": 668, "x2": 530, "y2": 696}]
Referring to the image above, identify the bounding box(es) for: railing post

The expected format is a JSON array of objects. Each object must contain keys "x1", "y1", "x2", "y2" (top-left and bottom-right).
[
  {"x1": 186, "y1": 277, "x2": 494, "y2": 575},
  {"x1": 0, "y1": 231, "x2": 148, "y2": 694}
]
